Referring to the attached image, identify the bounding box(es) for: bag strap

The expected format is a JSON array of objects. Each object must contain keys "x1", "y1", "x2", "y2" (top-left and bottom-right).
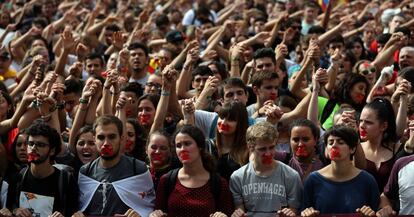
[
  {"x1": 209, "y1": 115, "x2": 219, "y2": 139},
  {"x1": 164, "y1": 168, "x2": 180, "y2": 213},
  {"x1": 320, "y1": 99, "x2": 337, "y2": 129},
  {"x1": 210, "y1": 173, "x2": 221, "y2": 210}
]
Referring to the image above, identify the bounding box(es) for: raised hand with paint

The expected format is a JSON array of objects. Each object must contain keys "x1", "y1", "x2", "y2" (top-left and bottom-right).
[{"x1": 302, "y1": 125, "x2": 380, "y2": 216}]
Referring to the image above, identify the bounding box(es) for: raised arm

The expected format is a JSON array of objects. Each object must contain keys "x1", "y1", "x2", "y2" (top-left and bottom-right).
[{"x1": 176, "y1": 44, "x2": 199, "y2": 99}]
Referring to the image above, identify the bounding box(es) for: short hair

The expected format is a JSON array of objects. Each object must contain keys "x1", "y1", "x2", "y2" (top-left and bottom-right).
[
  {"x1": 128, "y1": 42, "x2": 149, "y2": 57},
  {"x1": 26, "y1": 119, "x2": 62, "y2": 161},
  {"x1": 106, "y1": 24, "x2": 121, "y2": 32},
  {"x1": 304, "y1": 1, "x2": 320, "y2": 9},
  {"x1": 308, "y1": 25, "x2": 326, "y2": 35},
  {"x1": 155, "y1": 14, "x2": 170, "y2": 27},
  {"x1": 377, "y1": 33, "x2": 391, "y2": 45},
  {"x1": 328, "y1": 35, "x2": 345, "y2": 46},
  {"x1": 86, "y1": 53, "x2": 105, "y2": 66},
  {"x1": 93, "y1": 115, "x2": 123, "y2": 137},
  {"x1": 32, "y1": 17, "x2": 48, "y2": 28},
  {"x1": 30, "y1": 36, "x2": 48, "y2": 47},
  {"x1": 246, "y1": 122, "x2": 278, "y2": 145},
  {"x1": 251, "y1": 71, "x2": 279, "y2": 88},
  {"x1": 64, "y1": 79, "x2": 83, "y2": 95},
  {"x1": 192, "y1": 65, "x2": 213, "y2": 78},
  {"x1": 218, "y1": 77, "x2": 247, "y2": 98},
  {"x1": 323, "y1": 125, "x2": 359, "y2": 153},
  {"x1": 254, "y1": 48, "x2": 276, "y2": 64},
  {"x1": 121, "y1": 82, "x2": 144, "y2": 98}
]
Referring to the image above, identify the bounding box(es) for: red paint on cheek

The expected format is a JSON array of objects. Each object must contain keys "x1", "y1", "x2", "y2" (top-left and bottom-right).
[
  {"x1": 100, "y1": 144, "x2": 114, "y2": 156},
  {"x1": 27, "y1": 152, "x2": 39, "y2": 163},
  {"x1": 295, "y1": 146, "x2": 310, "y2": 158},
  {"x1": 261, "y1": 153, "x2": 274, "y2": 165},
  {"x1": 217, "y1": 122, "x2": 230, "y2": 132},
  {"x1": 178, "y1": 151, "x2": 190, "y2": 161},
  {"x1": 329, "y1": 147, "x2": 341, "y2": 160},
  {"x1": 125, "y1": 140, "x2": 133, "y2": 152}
]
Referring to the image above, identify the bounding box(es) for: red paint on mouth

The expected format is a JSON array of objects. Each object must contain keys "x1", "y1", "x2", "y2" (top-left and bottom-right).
[
  {"x1": 27, "y1": 152, "x2": 39, "y2": 163},
  {"x1": 218, "y1": 122, "x2": 230, "y2": 132},
  {"x1": 261, "y1": 153, "x2": 274, "y2": 165},
  {"x1": 330, "y1": 147, "x2": 341, "y2": 160},
  {"x1": 295, "y1": 146, "x2": 310, "y2": 158},
  {"x1": 270, "y1": 93, "x2": 277, "y2": 101},
  {"x1": 151, "y1": 153, "x2": 162, "y2": 162},
  {"x1": 359, "y1": 129, "x2": 367, "y2": 138},
  {"x1": 139, "y1": 114, "x2": 151, "y2": 125},
  {"x1": 125, "y1": 140, "x2": 133, "y2": 152},
  {"x1": 355, "y1": 94, "x2": 365, "y2": 103},
  {"x1": 100, "y1": 145, "x2": 114, "y2": 156},
  {"x1": 179, "y1": 151, "x2": 190, "y2": 161}
]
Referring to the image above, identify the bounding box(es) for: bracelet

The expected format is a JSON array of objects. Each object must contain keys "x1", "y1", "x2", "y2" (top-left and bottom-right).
[
  {"x1": 56, "y1": 102, "x2": 64, "y2": 110},
  {"x1": 79, "y1": 98, "x2": 89, "y2": 104},
  {"x1": 161, "y1": 91, "x2": 170, "y2": 96}
]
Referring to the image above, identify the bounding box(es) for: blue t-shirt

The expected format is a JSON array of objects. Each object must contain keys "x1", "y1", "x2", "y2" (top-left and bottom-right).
[{"x1": 302, "y1": 170, "x2": 379, "y2": 214}]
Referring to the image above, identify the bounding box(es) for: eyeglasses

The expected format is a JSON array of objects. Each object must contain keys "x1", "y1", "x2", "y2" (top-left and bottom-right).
[
  {"x1": 291, "y1": 26, "x2": 302, "y2": 31},
  {"x1": 145, "y1": 82, "x2": 162, "y2": 89},
  {"x1": 360, "y1": 67, "x2": 376, "y2": 75},
  {"x1": 28, "y1": 141, "x2": 50, "y2": 148}
]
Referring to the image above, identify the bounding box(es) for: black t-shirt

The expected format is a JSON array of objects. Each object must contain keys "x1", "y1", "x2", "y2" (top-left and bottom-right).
[
  {"x1": 80, "y1": 155, "x2": 149, "y2": 216},
  {"x1": 7, "y1": 166, "x2": 78, "y2": 217}
]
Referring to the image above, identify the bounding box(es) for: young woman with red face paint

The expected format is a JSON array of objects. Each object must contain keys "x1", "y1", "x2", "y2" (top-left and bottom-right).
[
  {"x1": 302, "y1": 125, "x2": 380, "y2": 216},
  {"x1": 151, "y1": 125, "x2": 234, "y2": 217},
  {"x1": 213, "y1": 101, "x2": 249, "y2": 181},
  {"x1": 359, "y1": 98, "x2": 404, "y2": 192},
  {"x1": 318, "y1": 73, "x2": 370, "y2": 130},
  {"x1": 289, "y1": 119, "x2": 324, "y2": 182},
  {"x1": 124, "y1": 119, "x2": 147, "y2": 161}
]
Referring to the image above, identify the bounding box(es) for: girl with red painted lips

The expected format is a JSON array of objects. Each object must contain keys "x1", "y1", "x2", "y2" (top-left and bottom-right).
[
  {"x1": 359, "y1": 98, "x2": 404, "y2": 192},
  {"x1": 124, "y1": 119, "x2": 147, "y2": 162},
  {"x1": 288, "y1": 119, "x2": 324, "y2": 181},
  {"x1": 214, "y1": 101, "x2": 249, "y2": 181},
  {"x1": 151, "y1": 126, "x2": 234, "y2": 217},
  {"x1": 137, "y1": 94, "x2": 159, "y2": 131},
  {"x1": 302, "y1": 125, "x2": 380, "y2": 216}
]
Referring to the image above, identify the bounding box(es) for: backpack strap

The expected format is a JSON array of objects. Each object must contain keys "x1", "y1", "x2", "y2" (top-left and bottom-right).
[
  {"x1": 209, "y1": 115, "x2": 219, "y2": 139},
  {"x1": 164, "y1": 168, "x2": 179, "y2": 213},
  {"x1": 210, "y1": 173, "x2": 221, "y2": 210}
]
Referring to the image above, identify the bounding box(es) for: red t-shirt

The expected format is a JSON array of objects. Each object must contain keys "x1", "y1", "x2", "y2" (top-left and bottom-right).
[{"x1": 155, "y1": 173, "x2": 234, "y2": 217}]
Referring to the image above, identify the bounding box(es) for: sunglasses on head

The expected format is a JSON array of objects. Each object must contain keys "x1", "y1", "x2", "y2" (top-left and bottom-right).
[{"x1": 360, "y1": 67, "x2": 376, "y2": 75}]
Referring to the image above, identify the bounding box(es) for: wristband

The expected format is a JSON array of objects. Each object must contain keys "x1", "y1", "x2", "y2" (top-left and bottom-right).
[
  {"x1": 161, "y1": 91, "x2": 170, "y2": 96},
  {"x1": 79, "y1": 98, "x2": 89, "y2": 104},
  {"x1": 56, "y1": 102, "x2": 64, "y2": 110}
]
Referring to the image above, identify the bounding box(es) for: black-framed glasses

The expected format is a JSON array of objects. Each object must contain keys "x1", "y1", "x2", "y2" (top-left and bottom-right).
[
  {"x1": 360, "y1": 67, "x2": 376, "y2": 75},
  {"x1": 27, "y1": 141, "x2": 50, "y2": 148}
]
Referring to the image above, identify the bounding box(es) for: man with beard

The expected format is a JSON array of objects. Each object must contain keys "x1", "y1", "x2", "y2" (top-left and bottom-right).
[
  {"x1": 128, "y1": 43, "x2": 150, "y2": 86},
  {"x1": 6, "y1": 120, "x2": 78, "y2": 217},
  {"x1": 75, "y1": 115, "x2": 154, "y2": 217}
]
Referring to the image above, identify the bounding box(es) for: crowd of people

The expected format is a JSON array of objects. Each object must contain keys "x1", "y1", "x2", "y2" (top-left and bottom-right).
[{"x1": 0, "y1": 0, "x2": 414, "y2": 216}]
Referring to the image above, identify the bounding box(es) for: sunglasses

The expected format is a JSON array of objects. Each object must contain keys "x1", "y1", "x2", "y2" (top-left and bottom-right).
[{"x1": 360, "y1": 67, "x2": 376, "y2": 75}]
